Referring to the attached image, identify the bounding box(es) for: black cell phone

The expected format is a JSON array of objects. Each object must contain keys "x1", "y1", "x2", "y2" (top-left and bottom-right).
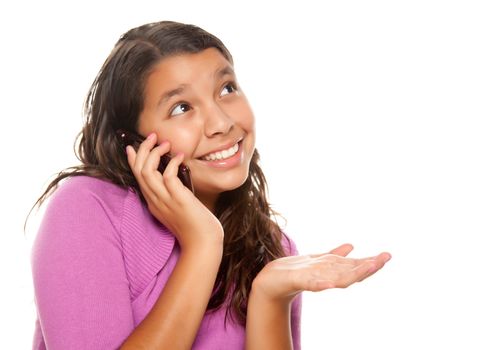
[{"x1": 116, "y1": 129, "x2": 194, "y2": 193}]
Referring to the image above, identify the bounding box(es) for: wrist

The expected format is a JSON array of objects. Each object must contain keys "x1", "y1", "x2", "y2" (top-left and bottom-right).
[
  {"x1": 249, "y1": 283, "x2": 291, "y2": 322},
  {"x1": 178, "y1": 228, "x2": 224, "y2": 252},
  {"x1": 251, "y1": 269, "x2": 301, "y2": 306},
  {"x1": 179, "y1": 235, "x2": 223, "y2": 259},
  {"x1": 250, "y1": 277, "x2": 293, "y2": 306}
]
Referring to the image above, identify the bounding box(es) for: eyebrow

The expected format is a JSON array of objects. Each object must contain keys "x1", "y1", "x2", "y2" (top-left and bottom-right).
[
  {"x1": 216, "y1": 66, "x2": 235, "y2": 80},
  {"x1": 157, "y1": 85, "x2": 188, "y2": 107},
  {"x1": 157, "y1": 65, "x2": 235, "y2": 107}
]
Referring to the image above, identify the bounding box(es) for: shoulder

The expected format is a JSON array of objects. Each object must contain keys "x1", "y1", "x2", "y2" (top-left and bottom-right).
[
  {"x1": 45, "y1": 175, "x2": 131, "y2": 227},
  {"x1": 35, "y1": 175, "x2": 142, "y2": 253},
  {"x1": 35, "y1": 175, "x2": 177, "y2": 300},
  {"x1": 36, "y1": 176, "x2": 133, "y2": 247},
  {"x1": 51, "y1": 175, "x2": 129, "y2": 205}
]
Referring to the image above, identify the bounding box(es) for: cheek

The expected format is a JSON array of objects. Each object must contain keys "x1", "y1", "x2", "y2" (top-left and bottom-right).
[
  {"x1": 232, "y1": 101, "x2": 256, "y2": 132},
  {"x1": 244, "y1": 114, "x2": 256, "y2": 133},
  {"x1": 158, "y1": 123, "x2": 200, "y2": 157}
]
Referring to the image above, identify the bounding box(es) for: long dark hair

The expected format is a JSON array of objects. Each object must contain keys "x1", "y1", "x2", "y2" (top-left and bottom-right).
[{"x1": 32, "y1": 21, "x2": 286, "y2": 324}]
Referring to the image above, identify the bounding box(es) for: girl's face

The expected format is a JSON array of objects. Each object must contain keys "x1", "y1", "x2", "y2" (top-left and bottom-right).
[{"x1": 137, "y1": 48, "x2": 256, "y2": 206}]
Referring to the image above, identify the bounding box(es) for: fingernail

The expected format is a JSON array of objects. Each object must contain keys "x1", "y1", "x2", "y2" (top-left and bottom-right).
[{"x1": 147, "y1": 133, "x2": 155, "y2": 140}]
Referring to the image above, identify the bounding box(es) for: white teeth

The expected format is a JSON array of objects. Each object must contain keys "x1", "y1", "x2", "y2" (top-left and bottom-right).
[{"x1": 203, "y1": 143, "x2": 239, "y2": 161}]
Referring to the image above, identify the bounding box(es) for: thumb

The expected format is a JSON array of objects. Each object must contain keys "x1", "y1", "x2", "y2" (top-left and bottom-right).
[{"x1": 328, "y1": 243, "x2": 354, "y2": 257}]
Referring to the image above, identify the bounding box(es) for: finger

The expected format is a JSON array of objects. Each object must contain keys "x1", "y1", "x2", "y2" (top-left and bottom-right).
[
  {"x1": 377, "y1": 252, "x2": 392, "y2": 264},
  {"x1": 128, "y1": 133, "x2": 160, "y2": 199},
  {"x1": 357, "y1": 261, "x2": 378, "y2": 282},
  {"x1": 133, "y1": 133, "x2": 158, "y2": 173},
  {"x1": 141, "y1": 141, "x2": 171, "y2": 177},
  {"x1": 357, "y1": 263, "x2": 381, "y2": 282},
  {"x1": 309, "y1": 243, "x2": 354, "y2": 259},
  {"x1": 162, "y1": 152, "x2": 188, "y2": 197},
  {"x1": 126, "y1": 145, "x2": 137, "y2": 170},
  {"x1": 351, "y1": 251, "x2": 392, "y2": 266},
  {"x1": 357, "y1": 253, "x2": 392, "y2": 282},
  {"x1": 328, "y1": 243, "x2": 354, "y2": 257},
  {"x1": 141, "y1": 142, "x2": 172, "y2": 199},
  {"x1": 127, "y1": 144, "x2": 153, "y2": 194},
  {"x1": 126, "y1": 144, "x2": 162, "y2": 204},
  {"x1": 336, "y1": 260, "x2": 377, "y2": 287}
]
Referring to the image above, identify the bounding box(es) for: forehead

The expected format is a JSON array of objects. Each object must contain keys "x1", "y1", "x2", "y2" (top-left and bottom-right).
[{"x1": 145, "y1": 48, "x2": 232, "y2": 88}]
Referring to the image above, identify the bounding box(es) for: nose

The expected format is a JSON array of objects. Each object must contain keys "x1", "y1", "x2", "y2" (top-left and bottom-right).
[{"x1": 203, "y1": 103, "x2": 234, "y2": 137}]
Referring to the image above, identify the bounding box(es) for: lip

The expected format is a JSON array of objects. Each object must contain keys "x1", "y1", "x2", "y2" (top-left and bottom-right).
[{"x1": 197, "y1": 140, "x2": 244, "y2": 168}]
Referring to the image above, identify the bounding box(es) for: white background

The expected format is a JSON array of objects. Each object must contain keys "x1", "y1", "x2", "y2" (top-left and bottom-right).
[{"x1": 1, "y1": 0, "x2": 487, "y2": 349}]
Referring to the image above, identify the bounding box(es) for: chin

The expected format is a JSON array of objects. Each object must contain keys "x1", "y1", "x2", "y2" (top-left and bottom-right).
[
  {"x1": 194, "y1": 169, "x2": 250, "y2": 195},
  {"x1": 222, "y1": 176, "x2": 248, "y2": 192}
]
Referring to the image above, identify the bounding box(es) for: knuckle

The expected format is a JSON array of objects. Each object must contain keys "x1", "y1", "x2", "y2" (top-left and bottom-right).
[
  {"x1": 162, "y1": 172, "x2": 173, "y2": 183},
  {"x1": 131, "y1": 168, "x2": 141, "y2": 179},
  {"x1": 141, "y1": 168, "x2": 151, "y2": 179},
  {"x1": 173, "y1": 194, "x2": 186, "y2": 206}
]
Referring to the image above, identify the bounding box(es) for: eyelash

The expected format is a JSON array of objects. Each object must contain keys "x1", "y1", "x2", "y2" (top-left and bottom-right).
[
  {"x1": 221, "y1": 81, "x2": 238, "y2": 95},
  {"x1": 169, "y1": 81, "x2": 238, "y2": 117}
]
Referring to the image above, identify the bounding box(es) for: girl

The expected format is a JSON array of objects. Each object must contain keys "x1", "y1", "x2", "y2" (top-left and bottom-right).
[{"x1": 30, "y1": 21, "x2": 391, "y2": 349}]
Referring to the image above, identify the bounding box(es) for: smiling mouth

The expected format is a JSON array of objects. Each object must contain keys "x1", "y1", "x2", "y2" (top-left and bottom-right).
[{"x1": 199, "y1": 141, "x2": 241, "y2": 161}]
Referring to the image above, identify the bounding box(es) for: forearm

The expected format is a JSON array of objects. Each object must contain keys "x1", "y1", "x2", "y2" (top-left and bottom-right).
[
  {"x1": 121, "y1": 242, "x2": 222, "y2": 350},
  {"x1": 245, "y1": 285, "x2": 293, "y2": 350}
]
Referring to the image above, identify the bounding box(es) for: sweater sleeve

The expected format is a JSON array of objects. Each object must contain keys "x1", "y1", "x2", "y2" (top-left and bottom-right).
[{"x1": 31, "y1": 181, "x2": 134, "y2": 349}]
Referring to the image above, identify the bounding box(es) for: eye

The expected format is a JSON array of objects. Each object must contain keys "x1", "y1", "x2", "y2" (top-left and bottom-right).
[
  {"x1": 220, "y1": 82, "x2": 238, "y2": 97},
  {"x1": 170, "y1": 102, "x2": 191, "y2": 117}
]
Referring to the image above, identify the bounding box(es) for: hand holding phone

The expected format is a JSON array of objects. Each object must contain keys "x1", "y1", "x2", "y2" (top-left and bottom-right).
[
  {"x1": 116, "y1": 129, "x2": 194, "y2": 193},
  {"x1": 118, "y1": 129, "x2": 224, "y2": 250}
]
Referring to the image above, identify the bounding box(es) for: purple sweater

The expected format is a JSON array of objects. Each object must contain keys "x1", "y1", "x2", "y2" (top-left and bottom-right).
[{"x1": 31, "y1": 176, "x2": 301, "y2": 349}]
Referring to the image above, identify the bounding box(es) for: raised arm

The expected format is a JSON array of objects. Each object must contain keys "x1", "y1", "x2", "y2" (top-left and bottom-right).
[
  {"x1": 120, "y1": 136, "x2": 224, "y2": 349},
  {"x1": 120, "y1": 239, "x2": 222, "y2": 349}
]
